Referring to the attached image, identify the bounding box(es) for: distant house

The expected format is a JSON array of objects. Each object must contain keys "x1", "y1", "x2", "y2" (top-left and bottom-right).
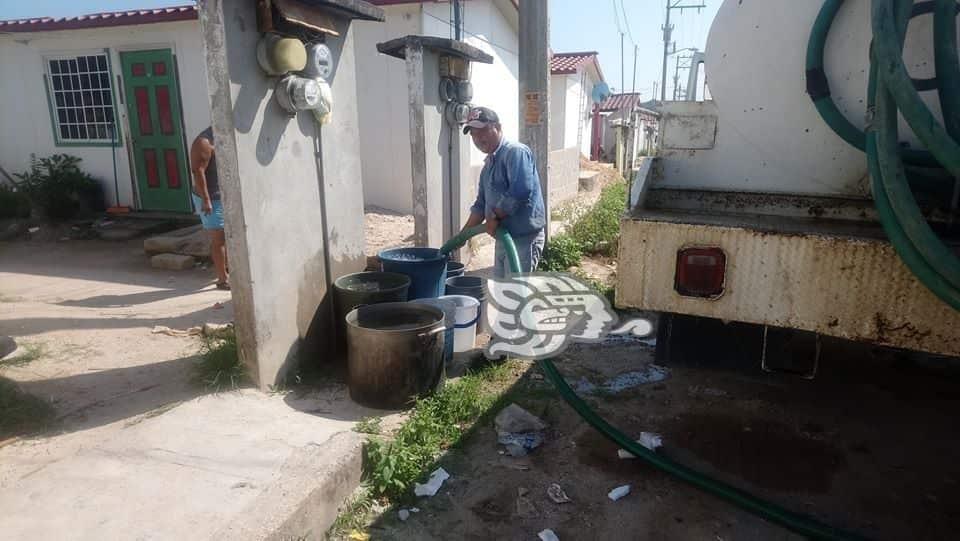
[
  {"x1": 354, "y1": 0, "x2": 520, "y2": 214},
  {"x1": 0, "y1": 5, "x2": 209, "y2": 213},
  {"x1": 549, "y1": 51, "x2": 605, "y2": 202},
  {"x1": 598, "y1": 93, "x2": 659, "y2": 167}
]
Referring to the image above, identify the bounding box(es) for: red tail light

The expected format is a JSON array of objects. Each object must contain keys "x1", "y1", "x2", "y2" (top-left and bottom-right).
[{"x1": 675, "y1": 247, "x2": 726, "y2": 298}]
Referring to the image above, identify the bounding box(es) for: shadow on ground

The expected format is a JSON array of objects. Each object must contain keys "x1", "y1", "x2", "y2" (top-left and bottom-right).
[{"x1": 10, "y1": 355, "x2": 216, "y2": 437}]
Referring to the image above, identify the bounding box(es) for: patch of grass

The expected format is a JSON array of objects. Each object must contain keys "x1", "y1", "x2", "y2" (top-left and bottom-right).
[
  {"x1": 353, "y1": 416, "x2": 382, "y2": 435},
  {"x1": 537, "y1": 234, "x2": 583, "y2": 272},
  {"x1": 0, "y1": 342, "x2": 45, "y2": 367},
  {"x1": 362, "y1": 360, "x2": 519, "y2": 501},
  {"x1": 566, "y1": 178, "x2": 627, "y2": 256},
  {"x1": 0, "y1": 377, "x2": 56, "y2": 439},
  {"x1": 192, "y1": 329, "x2": 246, "y2": 392},
  {"x1": 573, "y1": 269, "x2": 615, "y2": 305},
  {"x1": 327, "y1": 486, "x2": 376, "y2": 540}
]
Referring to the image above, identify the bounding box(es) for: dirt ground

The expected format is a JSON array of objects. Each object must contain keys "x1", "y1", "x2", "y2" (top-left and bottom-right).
[
  {"x1": 364, "y1": 206, "x2": 415, "y2": 257},
  {"x1": 363, "y1": 330, "x2": 960, "y2": 541},
  {"x1": 0, "y1": 238, "x2": 232, "y2": 432}
]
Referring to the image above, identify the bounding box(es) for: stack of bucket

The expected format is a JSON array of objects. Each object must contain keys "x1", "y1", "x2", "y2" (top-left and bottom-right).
[{"x1": 336, "y1": 247, "x2": 484, "y2": 409}]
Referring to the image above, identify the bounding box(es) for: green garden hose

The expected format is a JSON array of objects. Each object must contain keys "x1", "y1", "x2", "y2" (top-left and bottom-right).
[
  {"x1": 809, "y1": 0, "x2": 960, "y2": 309},
  {"x1": 805, "y1": 0, "x2": 938, "y2": 167},
  {"x1": 444, "y1": 224, "x2": 864, "y2": 539}
]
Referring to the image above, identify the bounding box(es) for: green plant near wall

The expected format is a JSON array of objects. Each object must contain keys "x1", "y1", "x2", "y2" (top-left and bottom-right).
[
  {"x1": 567, "y1": 180, "x2": 628, "y2": 256},
  {"x1": 15, "y1": 154, "x2": 104, "y2": 221},
  {"x1": 538, "y1": 234, "x2": 584, "y2": 272},
  {"x1": 0, "y1": 184, "x2": 31, "y2": 220}
]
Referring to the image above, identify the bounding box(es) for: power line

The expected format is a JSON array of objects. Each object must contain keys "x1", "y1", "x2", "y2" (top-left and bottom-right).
[
  {"x1": 619, "y1": 0, "x2": 636, "y2": 47},
  {"x1": 422, "y1": 11, "x2": 518, "y2": 56}
]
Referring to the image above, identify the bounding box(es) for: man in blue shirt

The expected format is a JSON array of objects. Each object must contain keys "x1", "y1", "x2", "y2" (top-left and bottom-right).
[{"x1": 460, "y1": 107, "x2": 546, "y2": 278}]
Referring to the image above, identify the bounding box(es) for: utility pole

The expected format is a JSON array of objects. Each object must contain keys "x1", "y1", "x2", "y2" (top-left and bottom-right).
[
  {"x1": 452, "y1": 0, "x2": 462, "y2": 40},
  {"x1": 620, "y1": 32, "x2": 627, "y2": 93},
  {"x1": 673, "y1": 55, "x2": 681, "y2": 101},
  {"x1": 661, "y1": 0, "x2": 706, "y2": 102},
  {"x1": 631, "y1": 44, "x2": 638, "y2": 95},
  {"x1": 519, "y1": 0, "x2": 550, "y2": 240}
]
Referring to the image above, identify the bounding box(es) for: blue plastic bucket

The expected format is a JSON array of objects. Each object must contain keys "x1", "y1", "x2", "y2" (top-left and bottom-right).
[
  {"x1": 411, "y1": 298, "x2": 457, "y2": 365},
  {"x1": 446, "y1": 261, "x2": 465, "y2": 279},
  {"x1": 379, "y1": 247, "x2": 448, "y2": 300}
]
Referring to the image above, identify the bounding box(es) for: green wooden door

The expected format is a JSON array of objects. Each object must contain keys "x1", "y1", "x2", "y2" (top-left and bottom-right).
[{"x1": 120, "y1": 49, "x2": 191, "y2": 212}]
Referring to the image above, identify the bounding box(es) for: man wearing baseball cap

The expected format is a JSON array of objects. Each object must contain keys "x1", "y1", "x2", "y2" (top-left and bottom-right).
[{"x1": 459, "y1": 106, "x2": 546, "y2": 277}]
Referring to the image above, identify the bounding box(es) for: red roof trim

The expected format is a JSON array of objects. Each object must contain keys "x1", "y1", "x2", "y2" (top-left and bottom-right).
[
  {"x1": 0, "y1": 5, "x2": 197, "y2": 33},
  {"x1": 550, "y1": 51, "x2": 605, "y2": 83}
]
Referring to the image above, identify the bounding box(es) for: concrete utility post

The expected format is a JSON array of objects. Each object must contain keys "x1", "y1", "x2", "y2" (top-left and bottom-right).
[{"x1": 519, "y1": 0, "x2": 550, "y2": 241}]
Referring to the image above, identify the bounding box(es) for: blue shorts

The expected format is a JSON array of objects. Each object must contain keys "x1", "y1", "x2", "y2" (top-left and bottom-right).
[{"x1": 192, "y1": 194, "x2": 224, "y2": 230}]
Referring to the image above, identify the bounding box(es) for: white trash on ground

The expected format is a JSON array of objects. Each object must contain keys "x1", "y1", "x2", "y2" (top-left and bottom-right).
[
  {"x1": 617, "y1": 432, "x2": 664, "y2": 458},
  {"x1": 546, "y1": 483, "x2": 571, "y2": 504},
  {"x1": 608, "y1": 485, "x2": 631, "y2": 501},
  {"x1": 538, "y1": 529, "x2": 560, "y2": 541},
  {"x1": 398, "y1": 509, "x2": 410, "y2": 521},
  {"x1": 413, "y1": 467, "x2": 449, "y2": 497}
]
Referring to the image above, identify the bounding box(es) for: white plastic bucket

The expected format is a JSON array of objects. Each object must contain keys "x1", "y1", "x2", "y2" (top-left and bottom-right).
[{"x1": 438, "y1": 294, "x2": 481, "y2": 352}]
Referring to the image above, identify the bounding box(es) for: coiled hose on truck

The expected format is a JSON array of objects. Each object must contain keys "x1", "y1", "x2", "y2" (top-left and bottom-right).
[
  {"x1": 807, "y1": 0, "x2": 960, "y2": 310},
  {"x1": 440, "y1": 229, "x2": 864, "y2": 540}
]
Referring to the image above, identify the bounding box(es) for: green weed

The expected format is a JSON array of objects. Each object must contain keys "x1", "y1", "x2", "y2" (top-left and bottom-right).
[
  {"x1": 0, "y1": 343, "x2": 45, "y2": 367},
  {"x1": 362, "y1": 361, "x2": 517, "y2": 501},
  {"x1": 327, "y1": 486, "x2": 376, "y2": 539},
  {"x1": 192, "y1": 329, "x2": 246, "y2": 392},
  {"x1": 566, "y1": 179, "x2": 627, "y2": 256},
  {"x1": 538, "y1": 234, "x2": 584, "y2": 272},
  {"x1": 353, "y1": 416, "x2": 383, "y2": 435}
]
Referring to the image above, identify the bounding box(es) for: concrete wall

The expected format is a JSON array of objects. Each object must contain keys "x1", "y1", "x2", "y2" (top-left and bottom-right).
[
  {"x1": 353, "y1": 4, "x2": 420, "y2": 212},
  {"x1": 199, "y1": 1, "x2": 366, "y2": 388},
  {"x1": 0, "y1": 21, "x2": 209, "y2": 209},
  {"x1": 549, "y1": 74, "x2": 566, "y2": 151},
  {"x1": 354, "y1": 0, "x2": 518, "y2": 215},
  {"x1": 548, "y1": 146, "x2": 580, "y2": 204}
]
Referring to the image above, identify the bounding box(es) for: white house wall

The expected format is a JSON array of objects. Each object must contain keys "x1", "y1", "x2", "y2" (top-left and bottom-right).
[
  {"x1": 354, "y1": 1, "x2": 518, "y2": 214},
  {"x1": 549, "y1": 75, "x2": 566, "y2": 151},
  {"x1": 353, "y1": 4, "x2": 421, "y2": 213},
  {"x1": 0, "y1": 21, "x2": 210, "y2": 210}
]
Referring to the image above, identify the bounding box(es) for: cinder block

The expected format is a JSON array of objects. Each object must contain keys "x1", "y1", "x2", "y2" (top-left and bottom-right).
[{"x1": 151, "y1": 253, "x2": 196, "y2": 271}]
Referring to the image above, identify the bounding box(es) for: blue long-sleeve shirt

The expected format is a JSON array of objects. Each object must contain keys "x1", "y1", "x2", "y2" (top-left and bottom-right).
[{"x1": 470, "y1": 139, "x2": 546, "y2": 237}]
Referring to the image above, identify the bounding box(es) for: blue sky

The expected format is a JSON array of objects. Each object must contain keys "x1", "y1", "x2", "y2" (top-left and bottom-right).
[{"x1": 2, "y1": 0, "x2": 719, "y2": 98}]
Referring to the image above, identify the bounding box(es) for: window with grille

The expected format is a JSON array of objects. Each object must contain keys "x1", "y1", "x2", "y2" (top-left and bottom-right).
[{"x1": 45, "y1": 54, "x2": 117, "y2": 144}]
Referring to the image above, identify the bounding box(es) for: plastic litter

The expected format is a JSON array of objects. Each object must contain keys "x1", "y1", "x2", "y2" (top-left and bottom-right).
[
  {"x1": 608, "y1": 485, "x2": 631, "y2": 501},
  {"x1": 547, "y1": 483, "x2": 571, "y2": 504},
  {"x1": 495, "y1": 404, "x2": 547, "y2": 456},
  {"x1": 410, "y1": 507, "x2": 420, "y2": 513},
  {"x1": 618, "y1": 432, "x2": 663, "y2": 458},
  {"x1": 538, "y1": 529, "x2": 560, "y2": 541},
  {"x1": 398, "y1": 509, "x2": 410, "y2": 521},
  {"x1": 604, "y1": 365, "x2": 670, "y2": 393},
  {"x1": 28, "y1": 227, "x2": 40, "y2": 233},
  {"x1": 498, "y1": 432, "x2": 544, "y2": 457},
  {"x1": 413, "y1": 467, "x2": 449, "y2": 497},
  {"x1": 494, "y1": 404, "x2": 547, "y2": 433}
]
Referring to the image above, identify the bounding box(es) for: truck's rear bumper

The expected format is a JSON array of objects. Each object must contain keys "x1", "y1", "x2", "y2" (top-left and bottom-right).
[{"x1": 616, "y1": 210, "x2": 960, "y2": 357}]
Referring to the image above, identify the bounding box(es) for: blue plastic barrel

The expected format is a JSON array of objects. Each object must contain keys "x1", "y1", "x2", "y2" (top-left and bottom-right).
[{"x1": 379, "y1": 247, "x2": 448, "y2": 300}]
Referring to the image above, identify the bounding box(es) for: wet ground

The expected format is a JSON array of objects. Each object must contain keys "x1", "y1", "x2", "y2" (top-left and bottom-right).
[{"x1": 366, "y1": 324, "x2": 960, "y2": 540}]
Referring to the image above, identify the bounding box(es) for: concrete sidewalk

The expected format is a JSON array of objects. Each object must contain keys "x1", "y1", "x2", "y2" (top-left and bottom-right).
[
  {"x1": 0, "y1": 239, "x2": 384, "y2": 540},
  {"x1": 0, "y1": 389, "x2": 374, "y2": 540}
]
